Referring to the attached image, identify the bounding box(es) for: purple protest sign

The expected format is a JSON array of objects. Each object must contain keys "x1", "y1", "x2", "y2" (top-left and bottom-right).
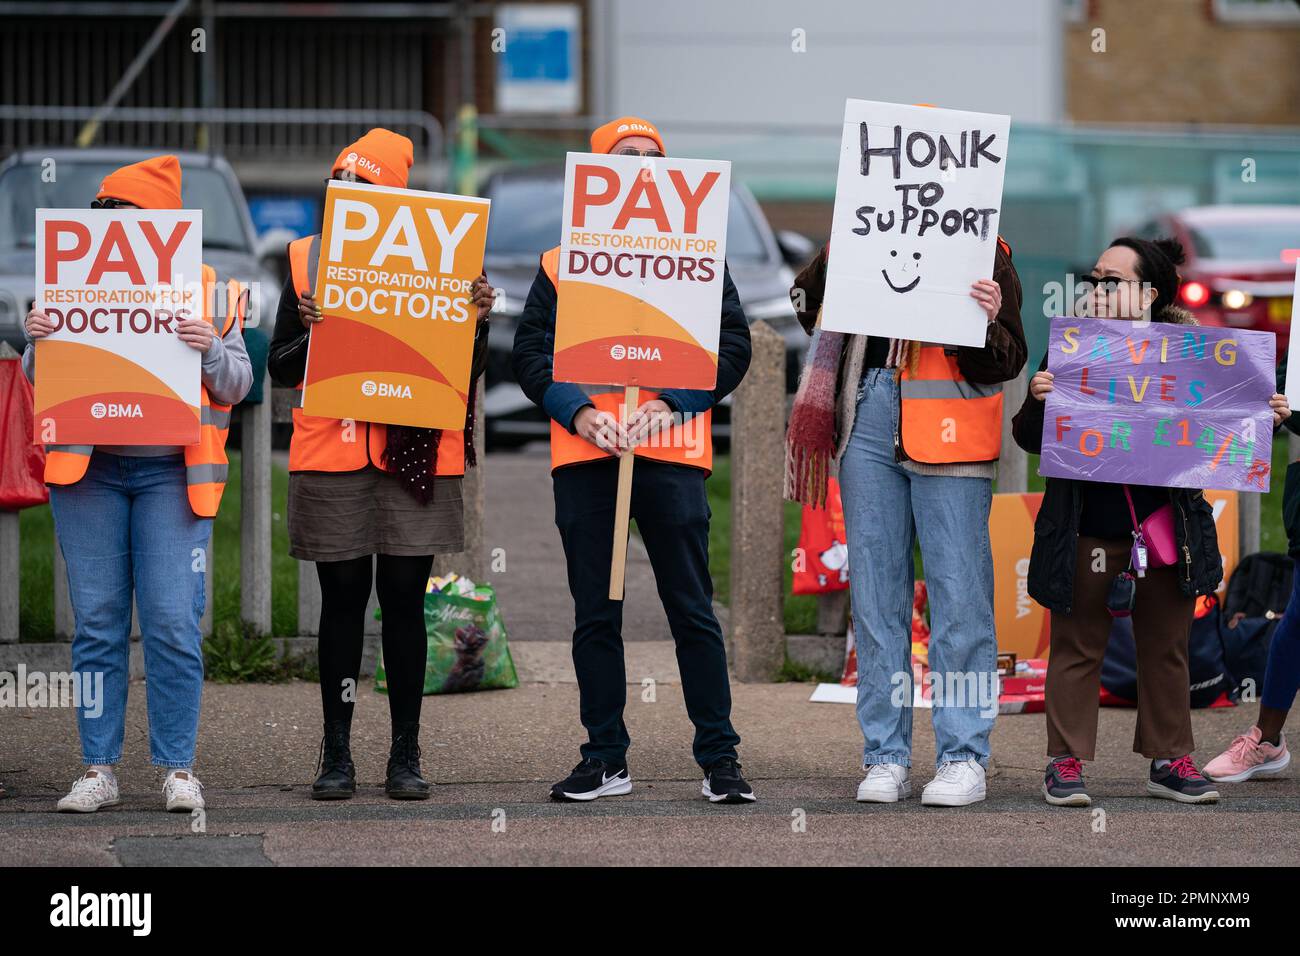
[{"x1": 1038, "y1": 316, "x2": 1275, "y2": 493}]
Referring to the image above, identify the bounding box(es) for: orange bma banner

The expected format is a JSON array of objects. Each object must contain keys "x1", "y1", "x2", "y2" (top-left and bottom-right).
[{"x1": 302, "y1": 180, "x2": 490, "y2": 429}]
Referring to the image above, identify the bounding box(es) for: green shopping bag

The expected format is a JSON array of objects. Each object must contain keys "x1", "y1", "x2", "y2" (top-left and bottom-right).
[{"x1": 375, "y1": 580, "x2": 519, "y2": 695}]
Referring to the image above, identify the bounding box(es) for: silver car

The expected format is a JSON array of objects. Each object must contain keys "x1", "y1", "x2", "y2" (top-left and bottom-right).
[{"x1": 0, "y1": 148, "x2": 284, "y2": 350}]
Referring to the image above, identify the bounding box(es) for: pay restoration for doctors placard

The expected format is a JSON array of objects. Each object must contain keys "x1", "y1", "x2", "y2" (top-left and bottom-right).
[
  {"x1": 34, "y1": 208, "x2": 204, "y2": 445},
  {"x1": 302, "y1": 179, "x2": 490, "y2": 429}
]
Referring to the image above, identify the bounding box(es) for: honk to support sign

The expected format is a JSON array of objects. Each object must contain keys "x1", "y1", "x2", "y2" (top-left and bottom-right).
[
  {"x1": 34, "y1": 209, "x2": 203, "y2": 445},
  {"x1": 302, "y1": 180, "x2": 490, "y2": 429},
  {"x1": 554, "y1": 152, "x2": 731, "y2": 390}
]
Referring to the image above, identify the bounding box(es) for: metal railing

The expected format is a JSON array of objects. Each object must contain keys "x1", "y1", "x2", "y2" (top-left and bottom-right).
[{"x1": 0, "y1": 106, "x2": 448, "y2": 187}]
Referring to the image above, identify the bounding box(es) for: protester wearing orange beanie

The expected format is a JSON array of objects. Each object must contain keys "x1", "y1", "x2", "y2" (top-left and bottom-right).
[
  {"x1": 330, "y1": 128, "x2": 415, "y2": 189},
  {"x1": 588, "y1": 116, "x2": 665, "y2": 156},
  {"x1": 512, "y1": 116, "x2": 757, "y2": 804},
  {"x1": 267, "y1": 129, "x2": 495, "y2": 802},
  {"x1": 95, "y1": 154, "x2": 183, "y2": 209},
  {"x1": 22, "y1": 154, "x2": 252, "y2": 814}
]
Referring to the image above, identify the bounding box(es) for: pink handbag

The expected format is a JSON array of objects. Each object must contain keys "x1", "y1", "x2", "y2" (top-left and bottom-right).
[{"x1": 1124, "y1": 486, "x2": 1177, "y2": 568}]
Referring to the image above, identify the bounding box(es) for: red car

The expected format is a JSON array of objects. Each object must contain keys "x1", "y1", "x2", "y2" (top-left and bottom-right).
[{"x1": 1131, "y1": 205, "x2": 1299, "y2": 353}]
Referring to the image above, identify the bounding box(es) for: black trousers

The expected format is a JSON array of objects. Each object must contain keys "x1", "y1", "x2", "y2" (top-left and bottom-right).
[{"x1": 553, "y1": 457, "x2": 741, "y2": 769}]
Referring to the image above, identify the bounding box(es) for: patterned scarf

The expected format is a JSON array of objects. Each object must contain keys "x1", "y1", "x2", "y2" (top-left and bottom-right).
[
  {"x1": 784, "y1": 325, "x2": 848, "y2": 508},
  {"x1": 382, "y1": 386, "x2": 480, "y2": 504},
  {"x1": 784, "y1": 323, "x2": 913, "y2": 507}
]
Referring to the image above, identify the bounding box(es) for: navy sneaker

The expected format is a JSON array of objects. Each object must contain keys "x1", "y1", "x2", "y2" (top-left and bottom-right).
[
  {"x1": 1147, "y1": 755, "x2": 1219, "y2": 804},
  {"x1": 1042, "y1": 756, "x2": 1091, "y2": 807},
  {"x1": 702, "y1": 757, "x2": 756, "y2": 803},
  {"x1": 550, "y1": 758, "x2": 631, "y2": 802}
]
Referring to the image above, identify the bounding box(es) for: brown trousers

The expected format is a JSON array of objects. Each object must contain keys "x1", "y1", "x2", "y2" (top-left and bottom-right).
[{"x1": 1045, "y1": 536, "x2": 1196, "y2": 761}]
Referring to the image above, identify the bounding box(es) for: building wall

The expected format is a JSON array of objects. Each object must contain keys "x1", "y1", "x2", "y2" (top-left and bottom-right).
[
  {"x1": 1066, "y1": 0, "x2": 1300, "y2": 126},
  {"x1": 602, "y1": 0, "x2": 1066, "y2": 127}
]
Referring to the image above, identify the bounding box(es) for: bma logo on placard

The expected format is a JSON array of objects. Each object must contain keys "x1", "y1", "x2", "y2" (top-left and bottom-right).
[
  {"x1": 361, "y1": 379, "x2": 412, "y2": 399},
  {"x1": 609, "y1": 344, "x2": 662, "y2": 362},
  {"x1": 90, "y1": 401, "x2": 142, "y2": 419}
]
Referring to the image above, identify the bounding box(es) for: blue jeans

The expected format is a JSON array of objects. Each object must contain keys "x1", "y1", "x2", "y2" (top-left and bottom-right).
[
  {"x1": 50, "y1": 452, "x2": 211, "y2": 768},
  {"x1": 838, "y1": 368, "x2": 997, "y2": 769}
]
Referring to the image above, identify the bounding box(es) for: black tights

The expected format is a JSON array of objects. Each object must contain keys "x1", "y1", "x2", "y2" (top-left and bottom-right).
[{"x1": 316, "y1": 554, "x2": 433, "y2": 728}]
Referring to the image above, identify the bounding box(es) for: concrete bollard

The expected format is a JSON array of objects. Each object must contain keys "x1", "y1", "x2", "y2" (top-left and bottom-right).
[
  {"x1": 53, "y1": 543, "x2": 73, "y2": 641},
  {"x1": 0, "y1": 511, "x2": 18, "y2": 642},
  {"x1": 297, "y1": 559, "x2": 321, "y2": 637},
  {"x1": 997, "y1": 371, "x2": 1029, "y2": 493},
  {"x1": 728, "y1": 320, "x2": 787, "y2": 682},
  {"x1": 433, "y1": 377, "x2": 488, "y2": 582},
  {"x1": 240, "y1": 375, "x2": 273, "y2": 636}
]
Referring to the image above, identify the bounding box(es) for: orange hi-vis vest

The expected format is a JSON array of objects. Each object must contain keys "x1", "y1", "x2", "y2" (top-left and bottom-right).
[
  {"x1": 540, "y1": 247, "x2": 713, "y2": 473},
  {"x1": 43, "y1": 264, "x2": 245, "y2": 518},
  {"x1": 285, "y1": 235, "x2": 465, "y2": 476},
  {"x1": 894, "y1": 236, "x2": 1011, "y2": 465}
]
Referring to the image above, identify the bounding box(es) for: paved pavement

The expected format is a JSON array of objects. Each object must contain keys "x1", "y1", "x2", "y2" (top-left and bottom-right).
[
  {"x1": 3, "y1": 676, "x2": 1298, "y2": 866},
  {"x1": 5, "y1": 447, "x2": 1298, "y2": 867},
  {"x1": 482, "y1": 446, "x2": 676, "y2": 642}
]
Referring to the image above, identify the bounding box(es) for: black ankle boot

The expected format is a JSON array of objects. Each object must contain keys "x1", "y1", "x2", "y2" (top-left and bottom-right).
[
  {"x1": 311, "y1": 719, "x2": 356, "y2": 800},
  {"x1": 385, "y1": 722, "x2": 431, "y2": 800}
]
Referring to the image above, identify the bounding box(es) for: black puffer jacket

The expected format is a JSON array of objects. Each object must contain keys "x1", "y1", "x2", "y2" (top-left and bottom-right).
[{"x1": 1011, "y1": 306, "x2": 1223, "y2": 614}]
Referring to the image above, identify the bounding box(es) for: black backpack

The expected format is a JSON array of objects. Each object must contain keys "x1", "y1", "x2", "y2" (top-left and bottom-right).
[
  {"x1": 1101, "y1": 610, "x2": 1236, "y2": 709},
  {"x1": 1218, "y1": 551, "x2": 1295, "y2": 692},
  {"x1": 1222, "y1": 552, "x2": 1292, "y2": 620}
]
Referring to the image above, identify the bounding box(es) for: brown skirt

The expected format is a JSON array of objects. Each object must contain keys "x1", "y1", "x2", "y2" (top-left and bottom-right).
[{"x1": 287, "y1": 466, "x2": 464, "y2": 562}]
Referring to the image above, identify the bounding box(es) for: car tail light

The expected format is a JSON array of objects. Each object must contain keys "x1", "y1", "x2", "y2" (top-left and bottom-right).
[
  {"x1": 1221, "y1": 289, "x2": 1253, "y2": 310},
  {"x1": 1180, "y1": 281, "x2": 1210, "y2": 308}
]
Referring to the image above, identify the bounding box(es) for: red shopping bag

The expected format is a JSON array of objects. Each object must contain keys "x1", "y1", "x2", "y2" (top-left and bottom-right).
[
  {"x1": 0, "y1": 353, "x2": 48, "y2": 510},
  {"x1": 793, "y1": 477, "x2": 850, "y2": 594}
]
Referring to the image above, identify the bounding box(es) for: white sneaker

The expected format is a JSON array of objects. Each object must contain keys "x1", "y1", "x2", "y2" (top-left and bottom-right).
[
  {"x1": 56, "y1": 769, "x2": 120, "y2": 813},
  {"x1": 856, "y1": 763, "x2": 912, "y2": 803},
  {"x1": 163, "y1": 770, "x2": 205, "y2": 812},
  {"x1": 922, "y1": 759, "x2": 987, "y2": 807}
]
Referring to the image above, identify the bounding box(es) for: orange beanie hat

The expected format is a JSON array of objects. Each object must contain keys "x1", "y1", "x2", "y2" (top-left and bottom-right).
[
  {"x1": 96, "y1": 155, "x2": 183, "y2": 209},
  {"x1": 589, "y1": 116, "x2": 665, "y2": 155},
  {"x1": 331, "y1": 128, "x2": 414, "y2": 188}
]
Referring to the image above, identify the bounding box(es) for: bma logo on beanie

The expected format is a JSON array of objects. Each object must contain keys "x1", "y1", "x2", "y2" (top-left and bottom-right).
[{"x1": 343, "y1": 150, "x2": 383, "y2": 180}]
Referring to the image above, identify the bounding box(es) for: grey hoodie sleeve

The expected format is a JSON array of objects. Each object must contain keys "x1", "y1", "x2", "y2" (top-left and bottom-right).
[{"x1": 201, "y1": 321, "x2": 253, "y2": 406}]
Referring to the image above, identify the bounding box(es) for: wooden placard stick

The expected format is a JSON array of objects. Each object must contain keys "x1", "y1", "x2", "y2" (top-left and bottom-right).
[{"x1": 608, "y1": 384, "x2": 639, "y2": 600}]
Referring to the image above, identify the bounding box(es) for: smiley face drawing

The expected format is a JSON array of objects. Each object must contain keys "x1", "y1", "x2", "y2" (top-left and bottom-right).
[{"x1": 881, "y1": 249, "x2": 922, "y2": 294}]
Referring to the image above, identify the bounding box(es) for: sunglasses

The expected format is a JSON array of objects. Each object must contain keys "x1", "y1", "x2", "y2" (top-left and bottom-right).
[
  {"x1": 1077, "y1": 274, "x2": 1136, "y2": 295},
  {"x1": 615, "y1": 148, "x2": 665, "y2": 158},
  {"x1": 91, "y1": 198, "x2": 133, "y2": 209}
]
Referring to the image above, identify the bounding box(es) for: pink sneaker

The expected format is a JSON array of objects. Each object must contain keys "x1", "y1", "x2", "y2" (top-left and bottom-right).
[{"x1": 1204, "y1": 727, "x2": 1290, "y2": 783}]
